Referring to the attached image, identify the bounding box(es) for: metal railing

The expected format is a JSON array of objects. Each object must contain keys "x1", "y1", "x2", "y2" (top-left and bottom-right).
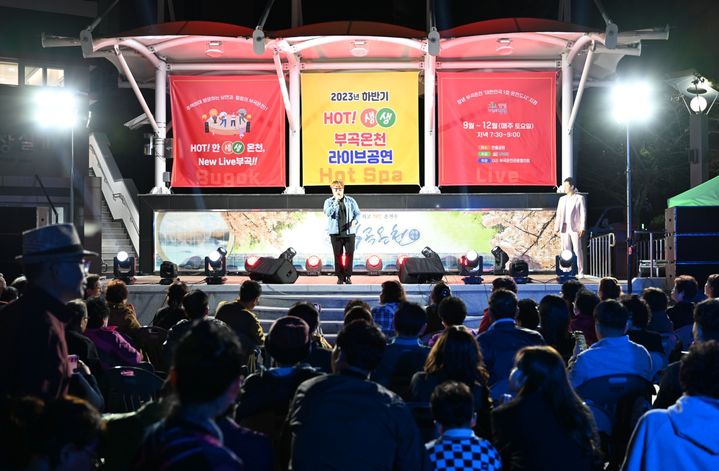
[
  {"x1": 588, "y1": 232, "x2": 615, "y2": 278},
  {"x1": 633, "y1": 230, "x2": 666, "y2": 277}
]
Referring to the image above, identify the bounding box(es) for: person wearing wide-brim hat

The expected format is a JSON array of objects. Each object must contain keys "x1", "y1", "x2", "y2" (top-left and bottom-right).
[{"x1": 0, "y1": 223, "x2": 97, "y2": 400}]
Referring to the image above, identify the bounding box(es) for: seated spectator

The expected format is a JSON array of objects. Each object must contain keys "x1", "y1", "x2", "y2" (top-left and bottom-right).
[
  {"x1": 426, "y1": 381, "x2": 502, "y2": 471},
  {"x1": 288, "y1": 302, "x2": 332, "y2": 372},
  {"x1": 288, "y1": 320, "x2": 425, "y2": 471},
  {"x1": 216, "y1": 406, "x2": 273, "y2": 471},
  {"x1": 151, "y1": 280, "x2": 188, "y2": 330},
  {"x1": 570, "y1": 289, "x2": 600, "y2": 346},
  {"x1": 561, "y1": 279, "x2": 585, "y2": 314},
  {"x1": 668, "y1": 275, "x2": 698, "y2": 348},
  {"x1": 105, "y1": 279, "x2": 141, "y2": 339},
  {"x1": 372, "y1": 280, "x2": 407, "y2": 337},
  {"x1": 642, "y1": 287, "x2": 674, "y2": 334},
  {"x1": 411, "y1": 326, "x2": 492, "y2": 438},
  {"x1": 705, "y1": 274, "x2": 719, "y2": 299},
  {"x1": 422, "y1": 281, "x2": 452, "y2": 344},
  {"x1": 371, "y1": 302, "x2": 429, "y2": 399},
  {"x1": 538, "y1": 294, "x2": 575, "y2": 363},
  {"x1": 427, "y1": 296, "x2": 472, "y2": 346},
  {"x1": 568, "y1": 299, "x2": 653, "y2": 388},
  {"x1": 344, "y1": 299, "x2": 372, "y2": 317},
  {"x1": 654, "y1": 298, "x2": 719, "y2": 409},
  {"x1": 477, "y1": 276, "x2": 518, "y2": 334},
  {"x1": 215, "y1": 280, "x2": 265, "y2": 354},
  {"x1": 83, "y1": 274, "x2": 102, "y2": 300},
  {"x1": 134, "y1": 321, "x2": 247, "y2": 469},
  {"x1": 516, "y1": 298, "x2": 540, "y2": 331},
  {"x1": 492, "y1": 346, "x2": 601, "y2": 471},
  {"x1": 65, "y1": 299, "x2": 102, "y2": 376},
  {"x1": 235, "y1": 316, "x2": 322, "y2": 458},
  {"x1": 0, "y1": 396, "x2": 45, "y2": 470},
  {"x1": 623, "y1": 340, "x2": 719, "y2": 470},
  {"x1": 85, "y1": 297, "x2": 142, "y2": 370},
  {"x1": 344, "y1": 305, "x2": 373, "y2": 325},
  {"x1": 162, "y1": 290, "x2": 211, "y2": 367},
  {"x1": 598, "y1": 276, "x2": 622, "y2": 301},
  {"x1": 477, "y1": 289, "x2": 544, "y2": 389},
  {"x1": 622, "y1": 295, "x2": 666, "y2": 376}
]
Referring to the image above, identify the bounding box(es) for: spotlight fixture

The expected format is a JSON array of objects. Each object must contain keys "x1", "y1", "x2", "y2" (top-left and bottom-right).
[
  {"x1": 458, "y1": 250, "x2": 483, "y2": 284},
  {"x1": 421, "y1": 246, "x2": 438, "y2": 259},
  {"x1": 491, "y1": 246, "x2": 509, "y2": 275},
  {"x1": 305, "y1": 255, "x2": 322, "y2": 276},
  {"x1": 555, "y1": 249, "x2": 578, "y2": 283},
  {"x1": 159, "y1": 260, "x2": 178, "y2": 285},
  {"x1": 204, "y1": 247, "x2": 227, "y2": 285},
  {"x1": 366, "y1": 255, "x2": 383, "y2": 275},
  {"x1": 280, "y1": 247, "x2": 297, "y2": 262},
  {"x1": 509, "y1": 259, "x2": 530, "y2": 284},
  {"x1": 244, "y1": 255, "x2": 260, "y2": 273},
  {"x1": 113, "y1": 250, "x2": 135, "y2": 284}
]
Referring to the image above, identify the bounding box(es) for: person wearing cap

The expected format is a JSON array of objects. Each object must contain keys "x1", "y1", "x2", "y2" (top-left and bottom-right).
[
  {"x1": 0, "y1": 223, "x2": 97, "y2": 400},
  {"x1": 323, "y1": 179, "x2": 361, "y2": 284}
]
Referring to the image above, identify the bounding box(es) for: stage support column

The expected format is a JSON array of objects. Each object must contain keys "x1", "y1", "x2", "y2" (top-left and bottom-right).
[
  {"x1": 561, "y1": 51, "x2": 574, "y2": 184},
  {"x1": 152, "y1": 64, "x2": 170, "y2": 195},
  {"x1": 420, "y1": 53, "x2": 440, "y2": 194},
  {"x1": 285, "y1": 53, "x2": 304, "y2": 194}
]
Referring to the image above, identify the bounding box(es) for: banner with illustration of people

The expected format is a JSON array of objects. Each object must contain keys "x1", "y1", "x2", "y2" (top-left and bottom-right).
[
  {"x1": 301, "y1": 72, "x2": 419, "y2": 186},
  {"x1": 169, "y1": 75, "x2": 285, "y2": 187},
  {"x1": 438, "y1": 72, "x2": 556, "y2": 186}
]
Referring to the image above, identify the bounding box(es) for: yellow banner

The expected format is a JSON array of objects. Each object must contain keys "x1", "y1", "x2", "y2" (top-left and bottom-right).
[{"x1": 301, "y1": 72, "x2": 419, "y2": 186}]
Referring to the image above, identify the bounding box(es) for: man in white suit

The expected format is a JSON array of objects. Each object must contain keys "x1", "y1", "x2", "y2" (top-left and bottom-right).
[{"x1": 555, "y1": 177, "x2": 586, "y2": 277}]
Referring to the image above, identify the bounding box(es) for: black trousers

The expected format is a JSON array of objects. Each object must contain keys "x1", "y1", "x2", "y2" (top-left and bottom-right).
[{"x1": 330, "y1": 234, "x2": 355, "y2": 279}]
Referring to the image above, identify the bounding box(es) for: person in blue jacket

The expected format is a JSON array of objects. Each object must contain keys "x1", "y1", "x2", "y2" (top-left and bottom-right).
[{"x1": 323, "y1": 180, "x2": 360, "y2": 284}]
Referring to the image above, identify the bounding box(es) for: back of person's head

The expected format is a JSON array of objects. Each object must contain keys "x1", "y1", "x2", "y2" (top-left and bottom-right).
[
  {"x1": 343, "y1": 299, "x2": 371, "y2": 316},
  {"x1": 239, "y1": 280, "x2": 262, "y2": 304},
  {"x1": 172, "y1": 320, "x2": 246, "y2": 404},
  {"x1": 489, "y1": 288, "x2": 518, "y2": 320},
  {"x1": 84, "y1": 274, "x2": 101, "y2": 298},
  {"x1": 167, "y1": 280, "x2": 189, "y2": 306},
  {"x1": 706, "y1": 274, "x2": 719, "y2": 299},
  {"x1": 492, "y1": 276, "x2": 518, "y2": 293},
  {"x1": 431, "y1": 381, "x2": 475, "y2": 430},
  {"x1": 430, "y1": 281, "x2": 452, "y2": 305},
  {"x1": 642, "y1": 287, "x2": 668, "y2": 313},
  {"x1": 574, "y1": 289, "x2": 600, "y2": 317},
  {"x1": 344, "y1": 305, "x2": 373, "y2": 326},
  {"x1": 598, "y1": 277, "x2": 622, "y2": 300},
  {"x1": 593, "y1": 299, "x2": 629, "y2": 334},
  {"x1": 512, "y1": 346, "x2": 599, "y2": 458},
  {"x1": 538, "y1": 295, "x2": 570, "y2": 344},
  {"x1": 393, "y1": 302, "x2": 427, "y2": 337},
  {"x1": 288, "y1": 302, "x2": 320, "y2": 334},
  {"x1": 674, "y1": 275, "x2": 698, "y2": 301},
  {"x1": 517, "y1": 298, "x2": 540, "y2": 330},
  {"x1": 380, "y1": 280, "x2": 406, "y2": 304},
  {"x1": 85, "y1": 297, "x2": 110, "y2": 329},
  {"x1": 182, "y1": 289, "x2": 209, "y2": 320},
  {"x1": 105, "y1": 279, "x2": 128, "y2": 304},
  {"x1": 694, "y1": 298, "x2": 719, "y2": 342},
  {"x1": 680, "y1": 340, "x2": 719, "y2": 399},
  {"x1": 0, "y1": 396, "x2": 44, "y2": 470},
  {"x1": 0, "y1": 286, "x2": 18, "y2": 303},
  {"x1": 425, "y1": 326, "x2": 488, "y2": 386},
  {"x1": 66, "y1": 299, "x2": 88, "y2": 332},
  {"x1": 266, "y1": 316, "x2": 310, "y2": 366},
  {"x1": 335, "y1": 320, "x2": 386, "y2": 373},
  {"x1": 438, "y1": 296, "x2": 467, "y2": 326},
  {"x1": 621, "y1": 295, "x2": 651, "y2": 329},
  {"x1": 561, "y1": 280, "x2": 585, "y2": 304},
  {"x1": 40, "y1": 397, "x2": 103, "y2": 470}
]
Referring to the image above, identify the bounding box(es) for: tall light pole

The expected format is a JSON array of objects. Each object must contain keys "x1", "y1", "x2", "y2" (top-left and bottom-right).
[
  {"x1": 610, "y1": 81, "x2": 654, "y2": 294},
  {"x1": 34, "y1": 89, "x2": 80, "y2": 226}
]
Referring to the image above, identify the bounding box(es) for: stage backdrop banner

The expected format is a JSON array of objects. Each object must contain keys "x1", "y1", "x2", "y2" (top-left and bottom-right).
[
  {"x1": 169, "y1": 75, "x2": 285, "y2": 187},
  {"x1": 301, "y1": 72, "x2": 419, "y2": 186},
  {"x1": 438, "y1": 72, "x2": 556, "y2": 186}
]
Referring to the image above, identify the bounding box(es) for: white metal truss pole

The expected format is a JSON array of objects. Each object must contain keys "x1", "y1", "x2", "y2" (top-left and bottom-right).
[
  {"x1": 153, "y1": 64, "x2": 170, "y2": 194},
  {"x1": 285, "y1": 53, "x2": 304, "y2": 194},
  {"x1": 561, "y1": 50, "x2": 574, "y2": 183},
  {"x1": 420, "y1": 53, "x2": 440, "y2": 194}
]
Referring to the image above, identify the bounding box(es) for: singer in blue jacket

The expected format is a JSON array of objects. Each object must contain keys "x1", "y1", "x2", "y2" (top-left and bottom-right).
[{"x1": 323, "y1": 180, "x2": 361, "y2": 284}]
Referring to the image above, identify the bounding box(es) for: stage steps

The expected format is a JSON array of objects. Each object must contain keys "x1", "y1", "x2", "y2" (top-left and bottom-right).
[{"x1": 100, "y1": 198, "x2": 137, "y2": 274}]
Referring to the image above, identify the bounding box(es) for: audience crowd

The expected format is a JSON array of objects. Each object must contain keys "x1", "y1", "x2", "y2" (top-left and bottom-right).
[{"x1": 1, "y1": 223, "x2": 718, "y2": 470}]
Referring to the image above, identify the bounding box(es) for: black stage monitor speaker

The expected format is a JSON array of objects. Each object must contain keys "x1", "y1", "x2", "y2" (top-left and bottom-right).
[
  {"x1": 248, "y1": 257, "x2": 298, "y2": 284},
  {"x1": 399, "y1": 255, "x2": 446, "y2": 284}
]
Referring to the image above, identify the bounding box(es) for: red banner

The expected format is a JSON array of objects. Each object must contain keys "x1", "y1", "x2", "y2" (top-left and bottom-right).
[
  {"x1": 438, "y1": 72, "x2": 556, "y2": 186},
  {"x1": 170, "y1": 76, "x2": 285, "y2": 187}
]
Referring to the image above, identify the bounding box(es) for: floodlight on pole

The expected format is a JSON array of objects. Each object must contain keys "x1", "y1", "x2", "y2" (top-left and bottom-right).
[{"x1": 610, "y1": 80, "x2": 655, "y2": 294}]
